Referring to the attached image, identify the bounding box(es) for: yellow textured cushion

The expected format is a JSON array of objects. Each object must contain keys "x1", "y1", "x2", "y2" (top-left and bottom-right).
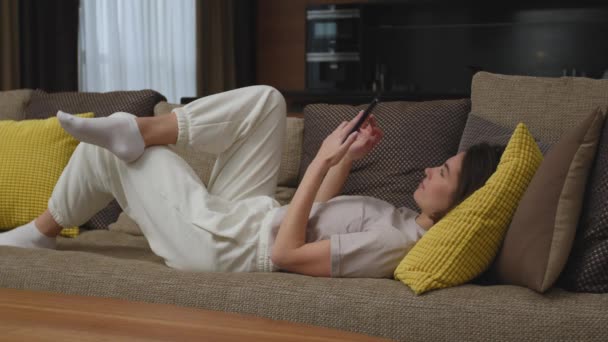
[
  {"x1": 394, "y1": 123, "x2": 543, "y2": 295},
  {"x1": 0, "y1": 113, "x2": 94, "y2": 237}
]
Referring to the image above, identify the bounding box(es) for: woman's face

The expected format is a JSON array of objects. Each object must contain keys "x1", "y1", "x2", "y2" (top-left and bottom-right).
[{"x1": 414, "y1": 152, "x2": 465, "y2": 220}]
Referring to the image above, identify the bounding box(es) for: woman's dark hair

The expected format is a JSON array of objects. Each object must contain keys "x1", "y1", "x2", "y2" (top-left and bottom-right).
[
  {"x1": 452, "y1": 142, "x2": 506, "y2": 208},
  {"x1": 426, "y1": 142, "x2": 505, "y2": 223}
]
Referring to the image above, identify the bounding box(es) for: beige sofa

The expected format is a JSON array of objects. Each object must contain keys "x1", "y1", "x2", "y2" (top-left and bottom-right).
[{"x1": 1, "y1": 74, "x2": 608, "y2": 341}]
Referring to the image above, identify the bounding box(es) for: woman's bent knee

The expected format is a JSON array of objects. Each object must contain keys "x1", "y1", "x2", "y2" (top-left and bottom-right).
[{"x1": 254, "y1": 85, "x2": 286, "y2": 114}]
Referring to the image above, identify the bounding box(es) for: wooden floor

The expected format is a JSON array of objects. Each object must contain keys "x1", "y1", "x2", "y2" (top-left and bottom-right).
[{"x1": 0, "y1": 288, "x2": 392, "y2": 341}]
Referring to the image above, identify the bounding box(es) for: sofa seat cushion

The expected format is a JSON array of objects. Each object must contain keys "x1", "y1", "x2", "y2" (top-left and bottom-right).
[{"x1": 1, "y1": 230, "x2": 608, "y2": 341}]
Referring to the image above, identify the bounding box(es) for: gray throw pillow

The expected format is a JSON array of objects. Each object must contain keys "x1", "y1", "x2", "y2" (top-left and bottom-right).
[
  {"x1": 458, "y1": 114, "x2": 552, "y2": 155},
  {"x1": 24, "y1": 89, "x2": 166, "y2": 230},
  {"x1": 299, "y1": 100, "x2": 470, "y2": 211}
]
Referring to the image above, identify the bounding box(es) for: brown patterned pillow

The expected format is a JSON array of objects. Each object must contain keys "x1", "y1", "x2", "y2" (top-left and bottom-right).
[
  {"x1": 557, "y1": 107, "x2": 608, "y2": 293},
  {"x1": 300, "y1": 100, "x2": 470, "y2": 210},
  {"x1": 24, "y1": 89, "x2": 166, "y2": 230}
]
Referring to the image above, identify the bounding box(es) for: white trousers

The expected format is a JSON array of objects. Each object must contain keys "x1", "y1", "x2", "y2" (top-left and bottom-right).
[{"x1": 48, "y1": 85, "x2": 286, "y2": 272}]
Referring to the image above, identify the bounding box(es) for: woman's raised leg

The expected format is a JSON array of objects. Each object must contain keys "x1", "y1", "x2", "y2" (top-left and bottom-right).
[
  {"x1": 56, "y1": 84, "x2": 285, "y2": 201},
  {"x1": 172, "y1": 85, "x2": 287, "y2": 201}
]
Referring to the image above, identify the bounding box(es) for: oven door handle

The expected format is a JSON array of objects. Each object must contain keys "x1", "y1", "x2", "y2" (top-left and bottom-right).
[{"x1": 306, "y1": 52, "x2": 360, "y2": 62}]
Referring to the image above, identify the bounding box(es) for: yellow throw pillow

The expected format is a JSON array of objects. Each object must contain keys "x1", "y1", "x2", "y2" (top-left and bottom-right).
[
  {"x1": 0, "y1": 113, "x2": 94, "y2": 237},
  {"x1": 394, "y1": 123, "x2": 543, "y2": 295}
]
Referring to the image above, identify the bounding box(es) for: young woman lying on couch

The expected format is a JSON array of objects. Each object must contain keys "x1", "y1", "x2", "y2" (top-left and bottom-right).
[{"x1": 0, "y1": 86, "x2": 504, "y2": 278}]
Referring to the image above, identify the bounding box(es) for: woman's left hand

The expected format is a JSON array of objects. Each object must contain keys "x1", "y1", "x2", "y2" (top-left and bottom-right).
[
  {"x1": 313, "y1": 111, "x2": 363, "y2": 168},
  {"x1": 345, "y1": 113, "x2": 384, "y2": 161}
]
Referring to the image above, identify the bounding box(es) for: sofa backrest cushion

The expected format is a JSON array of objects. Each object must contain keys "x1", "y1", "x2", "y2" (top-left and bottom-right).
[
  {"x1": 471, "y1": 71, "x2": 608, "y2": 143},
  {"x1": 470, "y1": 71, "x2": 608, "y2": 293},
  {"x1": 300, "y1": 100, "x2": 470, "y2": 211},
  {"x1": 24, "y1": 89, "x2": 165, "y2": 119},
  {"x1": 0, "y1": 89, "x2": 33, "y2": 121}
]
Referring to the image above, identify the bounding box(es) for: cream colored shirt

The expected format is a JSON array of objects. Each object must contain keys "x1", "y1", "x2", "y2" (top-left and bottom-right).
[{"x1": 267, "y1": 195, "x2": 427, "y2": 278}]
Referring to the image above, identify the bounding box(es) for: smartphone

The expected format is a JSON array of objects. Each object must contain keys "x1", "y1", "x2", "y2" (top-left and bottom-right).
[{"x1": 342, "y1": 97, "x2": 380, "y2": 143}]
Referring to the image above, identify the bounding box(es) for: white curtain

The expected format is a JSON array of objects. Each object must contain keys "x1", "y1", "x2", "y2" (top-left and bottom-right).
[{"x1": 79, "y1": 0, "x2": 196, "y2": 103}]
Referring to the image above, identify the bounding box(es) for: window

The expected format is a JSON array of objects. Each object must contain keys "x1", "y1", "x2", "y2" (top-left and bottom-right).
[{"x1": 79, "y1": 0, "x2": 196, "y2": 103}]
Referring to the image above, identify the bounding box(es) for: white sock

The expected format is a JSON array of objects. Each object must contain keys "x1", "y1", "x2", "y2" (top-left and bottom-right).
[
  {"x1": 57, "y1": 111, "x2": 146, "y2": 163},
  {"x1": 0, "y1": 220, "x2": 57, "y2": 249}
]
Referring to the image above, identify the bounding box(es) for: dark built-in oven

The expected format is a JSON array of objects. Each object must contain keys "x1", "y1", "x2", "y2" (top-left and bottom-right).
[{"x1": 306, "y1": 5, "x2": 363, "y2": 89}]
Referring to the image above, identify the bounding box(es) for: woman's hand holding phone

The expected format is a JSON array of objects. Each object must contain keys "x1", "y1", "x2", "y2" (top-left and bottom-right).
[
  {"x1": 313, "y1": 111, "x2": 364, "y2": 168},
  {"x1": 345, "y1": 113, "x2": 383, "y2": 161},
  {"x1": 341, "y1": 97, "x2": 379, "y2": 143}
]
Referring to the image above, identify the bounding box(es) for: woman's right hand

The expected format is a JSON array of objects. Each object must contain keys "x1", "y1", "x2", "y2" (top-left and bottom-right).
[{"x1": 313, "y1": 111, "x2": 362, "y2": 168}]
